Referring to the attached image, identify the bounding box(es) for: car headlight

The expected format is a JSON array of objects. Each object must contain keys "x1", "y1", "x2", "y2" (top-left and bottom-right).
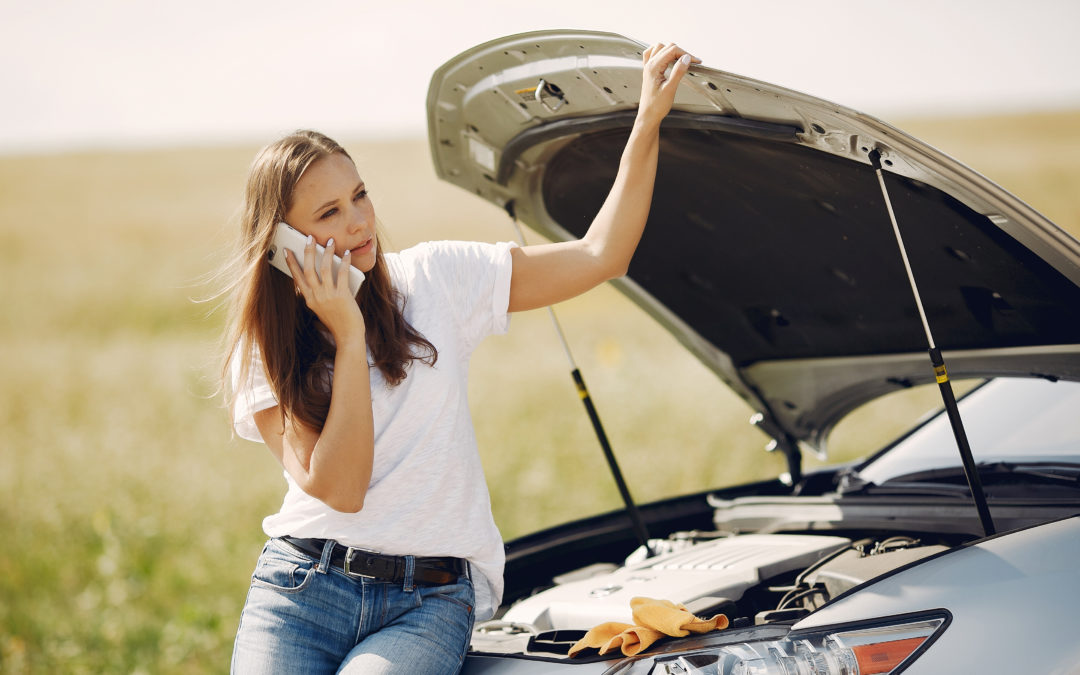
[{"x1": 605, "y1": 613, "x2": 947, "y2": 675}]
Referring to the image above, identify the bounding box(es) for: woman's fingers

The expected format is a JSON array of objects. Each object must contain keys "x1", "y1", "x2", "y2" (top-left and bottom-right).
[
  {"x1": 339, "y1": 249, "x2": 352, "y2": 289},
  {"x1": 321, "y1": 238, "x2": 337, "y2": 289},
  {"x1": 665, "y1": 53, "x2": 693, "y2": 89},
  {"x1": 649, "y1": 42, "x2": 698, "y2": 64},
  {"x1": 283, "y1": 247, "x2": 310, "y2": 295},
  {"x1": 294, "y1": 236, "x2": 345, "y2": 293},
  {"x1": 643, "y1": 42, "x2": 699, "y2": 81},
  {"x1": 280, "y1": 235, "x2": 363, "y2": 339},
  {"x1": 320, "y1": 239, "x2": 355, "y2": 296},
  {"x1": 301, "y1": 234, "x2": 321, "y2": 288},
  {"x1": 638, "y1": 41, "x2": 699, "y2": 125},
  {"x1": 285, "y1": 235, "x2": 339, "y2": 299}
]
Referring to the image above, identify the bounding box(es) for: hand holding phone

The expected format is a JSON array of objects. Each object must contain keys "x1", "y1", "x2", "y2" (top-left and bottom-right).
[{"x1": 268, "y1": 222, "x2": 365, "y2": 296}]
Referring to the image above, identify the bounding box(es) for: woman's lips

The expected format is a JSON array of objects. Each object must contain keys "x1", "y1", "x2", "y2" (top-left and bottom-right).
[{"x1": 350, "y1": 238, "x2": 373, "y2": 255}]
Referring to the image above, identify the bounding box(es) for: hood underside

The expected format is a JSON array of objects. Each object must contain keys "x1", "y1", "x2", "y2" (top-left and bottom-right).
[{"x1": 427, "y1": 30, "x2": 1080, "y2": 451}]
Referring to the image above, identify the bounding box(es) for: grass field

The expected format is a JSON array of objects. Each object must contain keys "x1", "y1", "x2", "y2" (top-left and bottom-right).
[{"x1": 2, "y1": 110, "x2": 1078, "y2": 672}]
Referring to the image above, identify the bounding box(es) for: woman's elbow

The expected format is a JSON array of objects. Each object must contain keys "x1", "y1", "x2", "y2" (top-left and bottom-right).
[
  {"x1": 584, "y1": 248, "x2": 629, "y2": 282},
  {"x1": 607, "y1": 260, "x2": 631, "y2": 280},
  {"x1": 594, "y1": 255, "x2": 629, "y2": 282},
  {"x1": 302, "y1": 478, "x2": 366, "y2": 513},
  {"x1": 329, "y1": 495, "x2": 365, "y2": 513},
  {"x1": 320, "y1": 489, "x2": 366, "y2": 513}
]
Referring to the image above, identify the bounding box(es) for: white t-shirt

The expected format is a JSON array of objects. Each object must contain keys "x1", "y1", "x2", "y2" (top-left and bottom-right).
[{"x1": 232, "y1": 240, "x2": 516, "y2": 620}]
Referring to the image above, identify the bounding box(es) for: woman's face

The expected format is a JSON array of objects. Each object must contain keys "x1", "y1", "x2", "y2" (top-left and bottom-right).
[{"x1": 284, "y1": 152, "x2": 378, "y2": 273}]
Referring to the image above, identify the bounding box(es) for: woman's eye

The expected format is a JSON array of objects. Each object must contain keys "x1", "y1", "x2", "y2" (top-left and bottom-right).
[
  {"x1": 319, "y1": 207, "x2": 338, "y2": 220},
  {"x1": 354, "y1": 189, "x2": 368, "y2": 201}
]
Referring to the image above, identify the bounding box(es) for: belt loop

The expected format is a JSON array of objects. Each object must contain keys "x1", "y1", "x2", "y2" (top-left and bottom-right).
[
  {"x1": 318, "y1": 539, "x2": 335, "y2": 575},
  {"x1": 402, "y1": 555, "x2": 416, "y2": 592}
]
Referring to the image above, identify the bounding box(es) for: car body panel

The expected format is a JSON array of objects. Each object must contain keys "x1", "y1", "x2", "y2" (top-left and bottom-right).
[
  {"x1": 463, "y1": 656, "x2": 612, "y2": 674},
  {"x1": 794, "y1": 516, "x2": 1080, "y2": 673}
]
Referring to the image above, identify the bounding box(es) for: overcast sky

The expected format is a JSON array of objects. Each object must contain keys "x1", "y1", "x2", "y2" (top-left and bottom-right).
[{"x1": 3, "y1": 0, "x2": 1078, "y2": 154}]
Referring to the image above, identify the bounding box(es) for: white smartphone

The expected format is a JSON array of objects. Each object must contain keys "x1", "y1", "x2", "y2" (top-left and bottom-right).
[{"x1": 268, "y1": 222, "x2": 365, "y2": 296}]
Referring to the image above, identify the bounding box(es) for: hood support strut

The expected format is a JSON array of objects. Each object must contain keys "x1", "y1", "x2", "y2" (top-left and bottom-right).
[
  {"x1": 869, "y1": 149, "x2": 996, "y2": 537},
  {"x1": 507, "y1": 211, "x2": 655, "y2": 557}
]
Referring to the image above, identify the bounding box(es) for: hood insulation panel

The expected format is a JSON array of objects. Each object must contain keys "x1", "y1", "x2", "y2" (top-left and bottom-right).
[{"x1": 542, "y1": 125, "x2": 1080, "y2": 366}]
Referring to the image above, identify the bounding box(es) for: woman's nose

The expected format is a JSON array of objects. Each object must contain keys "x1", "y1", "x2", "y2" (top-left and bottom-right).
[{"x1": 347, "y1": 202, "x2": 370, "y2": 233}]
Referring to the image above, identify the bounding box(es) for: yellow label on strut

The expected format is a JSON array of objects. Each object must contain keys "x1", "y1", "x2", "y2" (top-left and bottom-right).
[{"x1": 934, "y1": 364, "x2": 949, "y2": 384}]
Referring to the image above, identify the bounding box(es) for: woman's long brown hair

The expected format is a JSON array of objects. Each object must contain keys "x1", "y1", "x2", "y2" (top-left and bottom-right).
[{"x1": 221, "y1": 130, "x2": 436, "y2": 432}]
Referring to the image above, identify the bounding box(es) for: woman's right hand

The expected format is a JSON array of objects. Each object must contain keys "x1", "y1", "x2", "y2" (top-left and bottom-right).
[
  {"x1": 637, "y1": 43, "x2": 698, "y2": 129},
  {"x1": 284, "y1": 235, "x2": 365, "y2": 341},
  {"x1": 270, "y1": 234, "x2": 374, "y2": 513}
]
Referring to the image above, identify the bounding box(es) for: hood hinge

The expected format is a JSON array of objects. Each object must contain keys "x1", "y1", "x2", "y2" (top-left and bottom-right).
[{"x1": 751, "y1": 412, "x2": 803, "y2": 487}]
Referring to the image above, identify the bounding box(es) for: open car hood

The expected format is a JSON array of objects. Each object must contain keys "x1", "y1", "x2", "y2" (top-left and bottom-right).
[{"x1": 427, "y1": 30, "x2": 1080, "y2": 456}]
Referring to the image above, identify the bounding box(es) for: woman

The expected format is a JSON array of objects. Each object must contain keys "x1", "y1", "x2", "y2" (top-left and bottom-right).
[{"x1": 224, "y1": 43, "x2": 696, "y2": 674}]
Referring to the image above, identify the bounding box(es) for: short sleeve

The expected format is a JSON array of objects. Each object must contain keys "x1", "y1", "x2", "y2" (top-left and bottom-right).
[
  {"x1": 402, "y1": 240, "x2": 517, "y2": 355},
  {"x1": 229, "y1": 345, "x2": 278, "y2": 443}
]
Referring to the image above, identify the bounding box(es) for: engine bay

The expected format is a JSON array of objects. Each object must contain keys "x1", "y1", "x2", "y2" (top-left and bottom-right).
[{"x1": 471, "y1": 530, "x2": 951, "y2": 658}]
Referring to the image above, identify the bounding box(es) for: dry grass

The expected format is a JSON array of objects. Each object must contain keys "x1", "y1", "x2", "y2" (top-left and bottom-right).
[{"x1": 1, "y1": 110, "x2": 1077, "y2": 671}]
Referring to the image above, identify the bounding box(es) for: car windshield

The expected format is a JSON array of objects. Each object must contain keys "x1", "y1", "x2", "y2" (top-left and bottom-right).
[{"x1": 854, "y1": 378, "x2": 1080, "y2": 486}]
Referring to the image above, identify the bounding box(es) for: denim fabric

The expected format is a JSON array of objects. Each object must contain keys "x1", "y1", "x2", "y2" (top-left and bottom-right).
[{"x1": 231, "y1": 538, "x2": 475, "y2": 674}]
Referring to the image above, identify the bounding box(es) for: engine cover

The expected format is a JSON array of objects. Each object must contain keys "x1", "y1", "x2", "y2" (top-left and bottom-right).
[{"x1": 502, "y1": 534, "x2": 850, "y2": 630}]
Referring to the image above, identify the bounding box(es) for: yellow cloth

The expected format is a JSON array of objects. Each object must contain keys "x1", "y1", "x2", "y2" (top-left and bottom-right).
[{"x1": 568, "y1": 597, "x2": 729, "y2": 657}]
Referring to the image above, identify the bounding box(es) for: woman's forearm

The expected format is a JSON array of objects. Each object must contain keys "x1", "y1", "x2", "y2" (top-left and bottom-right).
[
  {"x1": 308, "y1": 340, "x2": 375, "y2": 511},
  {"x1": 276, "y1": 338, "x2": 375, "y2": 512},
  {"x1": 581, "y1": 115, "x2": 663, "y2": 278}
]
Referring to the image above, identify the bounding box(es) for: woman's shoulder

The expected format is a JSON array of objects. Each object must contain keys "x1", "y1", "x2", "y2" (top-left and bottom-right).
[
  {"x1": 391, "y1": 240, "x2": 515, "y2": 278},
  {"x1": 384, "y1": 241, "x2": 435, "y2": 287},
  {"x1": 394, "y1": 239, "x2": 502, "y2": 259},
  {"x1": 383, "y1": 241, "x2": 449, "y2": 296}
]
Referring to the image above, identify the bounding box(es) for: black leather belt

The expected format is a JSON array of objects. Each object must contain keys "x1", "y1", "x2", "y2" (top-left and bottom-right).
[{"x1": 280, "y1": 536, "x2": 467, "y2": 586}]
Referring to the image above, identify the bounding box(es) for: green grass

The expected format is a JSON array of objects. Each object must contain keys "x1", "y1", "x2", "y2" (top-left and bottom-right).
[{"x1": 2, "y1": 111, "x2": 1078, "y2": 671}]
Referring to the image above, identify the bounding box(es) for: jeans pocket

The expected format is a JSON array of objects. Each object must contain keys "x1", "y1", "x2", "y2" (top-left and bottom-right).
[
  {"x1": 425, "y1": 577, "x2": 475, "y2": 615},
  {"x1": 411, "y1": 577, "x2": 475, "y2": 666},
  {"x1": 249, "y1": 544, "x2": 317, "y2": 594}
]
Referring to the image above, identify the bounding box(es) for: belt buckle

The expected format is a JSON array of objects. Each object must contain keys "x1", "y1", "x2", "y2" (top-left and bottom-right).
[{"x1": 343, "y1": 547, "x2": 376, "y2": 579}]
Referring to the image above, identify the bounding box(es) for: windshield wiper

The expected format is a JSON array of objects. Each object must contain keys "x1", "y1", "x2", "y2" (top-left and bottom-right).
[
  {"x1": 886, "y1": 462, "x2": 1080, "y2": 490},
  {"x1": 850, "y1": 480, "x2": 974, "y2": 498},
  {"x1": 999, "y1": 462, "x2": 1080, "y2": 484}
]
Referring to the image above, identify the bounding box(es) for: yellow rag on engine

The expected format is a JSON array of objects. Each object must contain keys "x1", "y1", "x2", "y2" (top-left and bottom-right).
[{"x1": 567, "y1": 596, "x2": 729, "y2": 658}]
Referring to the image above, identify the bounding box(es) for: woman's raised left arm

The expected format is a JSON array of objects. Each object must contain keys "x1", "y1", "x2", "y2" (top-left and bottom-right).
[{"x1": 507, "y1": 42, "x2": 698, "y2": 313}]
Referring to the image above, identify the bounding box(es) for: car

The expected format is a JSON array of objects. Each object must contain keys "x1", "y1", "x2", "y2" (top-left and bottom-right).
[{"x1": 426, "y1": 30, "x2": 1080, "y2": 674}]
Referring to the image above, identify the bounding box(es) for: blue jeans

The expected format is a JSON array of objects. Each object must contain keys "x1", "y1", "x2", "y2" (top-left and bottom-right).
[{"x1": 231, "y1": 538, "x2": 475, "y2": 674}]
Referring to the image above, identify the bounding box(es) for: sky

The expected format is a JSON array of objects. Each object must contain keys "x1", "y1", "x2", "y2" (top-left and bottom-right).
[{"x1": 3, "y1": 0, "x2": 1078, "y2": 154}]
